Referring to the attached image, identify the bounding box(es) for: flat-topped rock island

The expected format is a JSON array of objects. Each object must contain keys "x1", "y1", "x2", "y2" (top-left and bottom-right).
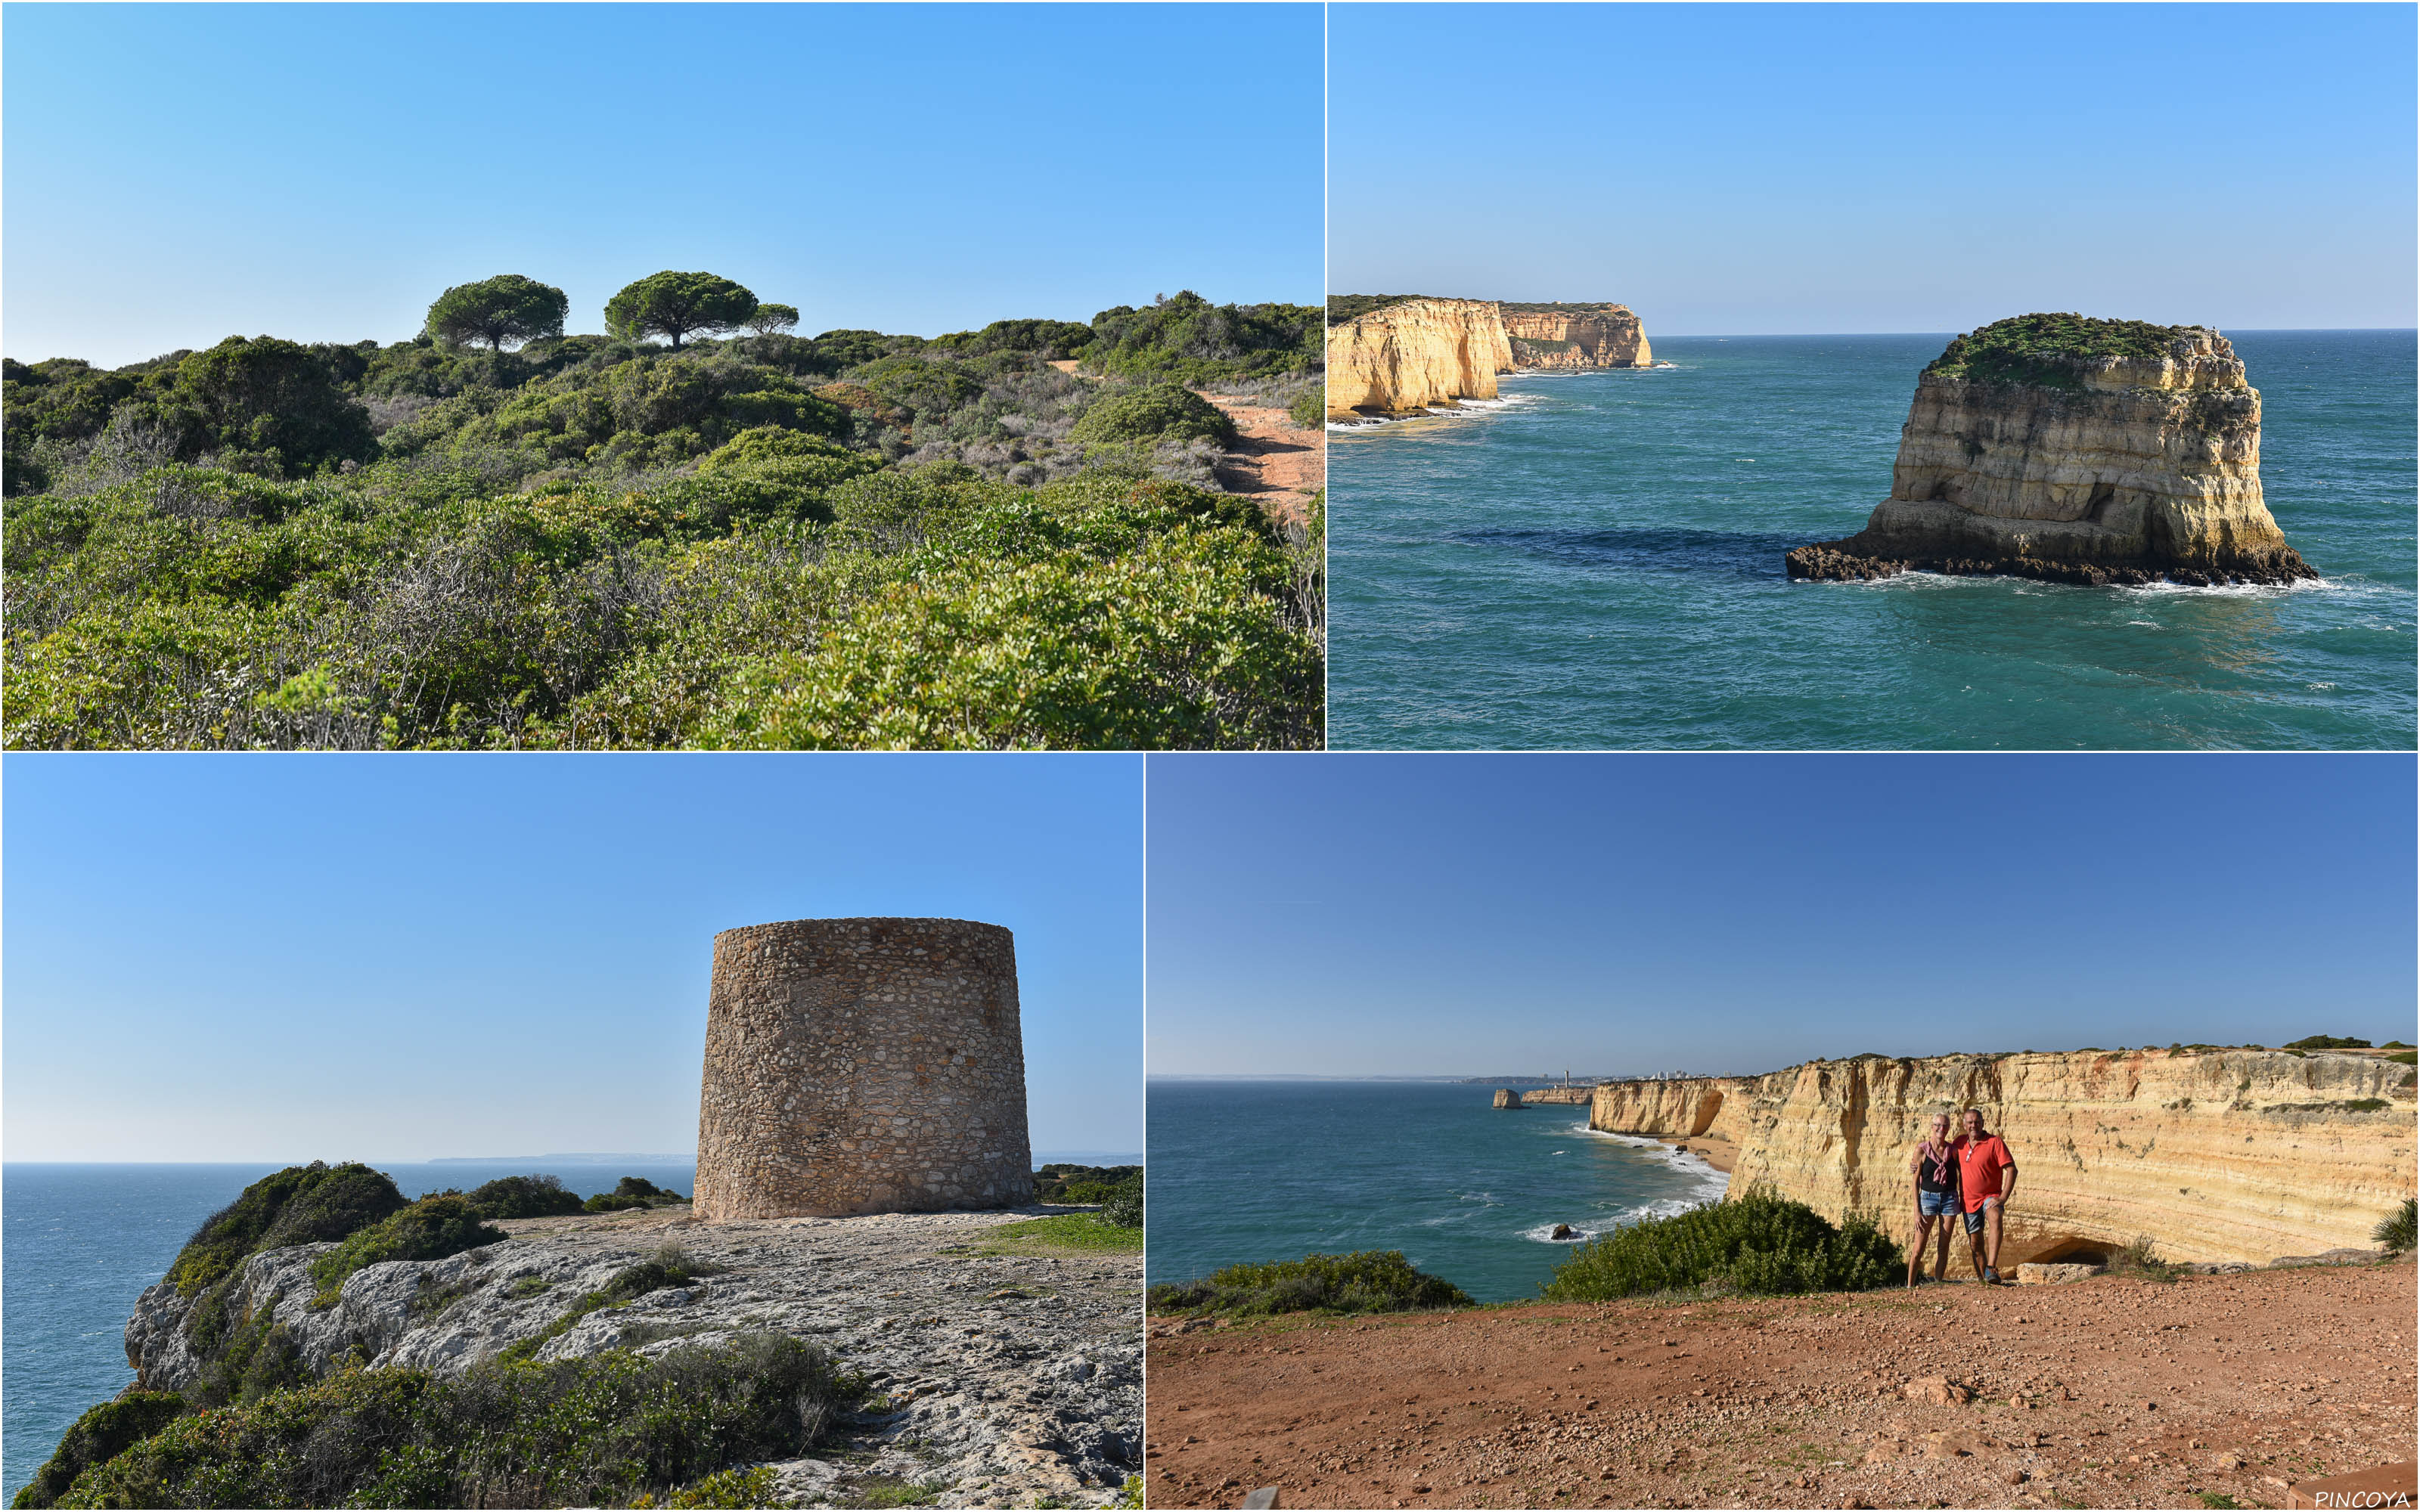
[{"x1": 1789, "y1": 314, "x2": 2319, "y2": 587}]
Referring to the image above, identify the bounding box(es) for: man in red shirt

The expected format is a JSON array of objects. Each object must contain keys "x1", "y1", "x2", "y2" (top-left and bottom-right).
[{"x1": 1953, "y1": 1108, "x2": 2018, "y2": 1284}]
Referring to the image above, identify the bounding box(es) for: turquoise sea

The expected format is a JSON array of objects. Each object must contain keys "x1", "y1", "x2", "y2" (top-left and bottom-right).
[
  {"x1": 1329, "y1": 330, "x2": 2417, "y2": 750},
  {"x1": 1144, "y1": 1080, "x2": 1727, "y2": 1305}
]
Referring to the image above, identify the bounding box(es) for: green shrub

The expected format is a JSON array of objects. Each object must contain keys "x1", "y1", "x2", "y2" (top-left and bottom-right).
[
  {"x1": 1539, "y1": 1190, "x2": 1901, "y2": 1301},
  {"x1": 2382, "y1": 1040, "x2": 2412, "y2": 1050},
  {"x1": 1032, "y1": 1164, "x2": 1142, "y2": 1204},
  {"x1": 1288, "y1": 386, "x2": 1326, "y2": 429},
  {"x1": 165, "y1": 1163, "x2": 410, "y2": 1297},
  {"x1": 9, "y1": 1393, "x2": 185, "y2": 1508},
  {"x1": 1084, "y1": 293, "x2": 1320, "y2": 383},
  {"x1": 54, "y1": 1334, "x2": 854, "y2": 1510},
  {"x1": 2375, "y1": 1198, "x2": 2417, "y2": 1252},
  {"x1": 1068, "y1": 383, "x2": 1236, "y2": 448},
  {"x1": 465, "y1": 1174, "x2": 587, "y2": 1219},
  {"x1": 309, "y1": 1194, "x2": 507, "y2": 1303},
  {"x1": 640, "y1": 1464, "x2": 784, "y2": 1507},
  {"x1": 1925, "y1": 314, "x2": 2211, "y2": 390},
  {"x1": 1146, "y1": 1250, "x2": 1472, "y2": 1317},
  {"x1": 2284, "y1": 1034, "x2": 2374, "y2": 1050},
  {"x1": 2388, "y1": 1051, "x2": 2417, "y2": 1066}
]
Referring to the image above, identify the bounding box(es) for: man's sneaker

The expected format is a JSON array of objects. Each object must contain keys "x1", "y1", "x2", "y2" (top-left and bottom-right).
[{"x1": 1984, "y1": 1266, "x2": 2001, "y2": 1284}]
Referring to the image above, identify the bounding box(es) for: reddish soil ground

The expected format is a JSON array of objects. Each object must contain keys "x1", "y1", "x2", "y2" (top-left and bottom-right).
[
  {"x1": 1146, "y1": 1260, "x2": 2415, "y2": 1510},
  {"x1": 1193, "y1": 391, "x2": 1323, "y2": 525}
]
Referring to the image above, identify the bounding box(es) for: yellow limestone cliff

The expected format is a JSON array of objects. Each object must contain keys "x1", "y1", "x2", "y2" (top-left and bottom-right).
[
  {"x1": 1590, "y1": 1049, "x2": 2415, "y2": 1266},
  {"x1": 1500, "y1": 303, "x2": 1652, "y2": 370},
  {"x1": 1326, "y1": 298, "x2": 1515, "y2": 420},
  {"x1": 1788, "y1": 319, "x2": 2316, "y2": 586}
]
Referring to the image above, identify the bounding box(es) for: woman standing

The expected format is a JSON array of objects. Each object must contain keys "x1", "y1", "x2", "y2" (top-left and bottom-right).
[{"x1": 1907, "y1": 1111, "x2": 1960, "y2": 1287}]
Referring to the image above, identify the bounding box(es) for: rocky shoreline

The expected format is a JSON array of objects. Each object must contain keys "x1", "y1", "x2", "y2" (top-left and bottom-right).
[
  {"x1": 116, "y1": 1204, "x2": 1140, "y2": 1508},
  {"x1": 1782, "y1": 541, "x2": 2318, "y2": 587}
]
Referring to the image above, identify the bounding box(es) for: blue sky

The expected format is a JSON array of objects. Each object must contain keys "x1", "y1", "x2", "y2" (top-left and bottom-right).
[
  {"x1": 1332, "y1": 4, "x2": 2417, "y2": 334},
  {"x1": 2, "y1": 755, "x2": 1143, "y2": 1162},
  {"x1": 1147, "y1": 754, "x2": 2418, "y2": 1077},
  {"x1": 2, "y1": 4, "x2": 1323, "y2": 367}
]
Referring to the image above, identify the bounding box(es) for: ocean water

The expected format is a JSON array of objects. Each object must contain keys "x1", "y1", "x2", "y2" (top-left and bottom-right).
[
  {"x1": 0, "y1": 1160, "x2": 696, "y2": 1504},
  {"x1": 1329, "y1": 330, "x2": 2417, "y2": 750},
  {"x1": 1144, "y1": 1080, "x2": 1727, "y2": 1305}
]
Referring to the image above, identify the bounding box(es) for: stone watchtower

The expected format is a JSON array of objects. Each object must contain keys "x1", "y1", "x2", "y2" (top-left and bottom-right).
[{"x1": 693, "y1": 918, "x2": 1032, "y2": 1221}]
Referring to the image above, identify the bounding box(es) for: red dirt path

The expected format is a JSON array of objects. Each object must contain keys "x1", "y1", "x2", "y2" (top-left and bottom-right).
[{"x1": 1146, "y1": 1260, "x2": 2416, "y2": 1509}]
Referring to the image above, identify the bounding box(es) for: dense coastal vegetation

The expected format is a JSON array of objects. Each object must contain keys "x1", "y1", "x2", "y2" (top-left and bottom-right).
[{"x1": 4, "y1": 277, "x2": 1324, "y2": 750}]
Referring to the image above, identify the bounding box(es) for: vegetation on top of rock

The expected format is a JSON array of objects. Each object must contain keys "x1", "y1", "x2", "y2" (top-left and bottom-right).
[
  {"x1": 1540, "y1": 1190, "x2": 1901, "y2": 1301},
  {"x1": 3, "y1": 284, "x2": 1323, "y2": 752},
  {"x1": 1326, "y1": 294, "x2": 1424, "y2": 326},
  {"x1": 9, "y1": 1392, "x2": 185, "y2": 1509},
  {"x1": 2375, "y1": 1198, "x2": 2417, "y2": 1252},
  {"x1": 2284, "y1": 1034, "x2": 2375, "y2": 1050},
  {"x1": 1146, "y1": 1250, "x2": 1473, "y2": 1317},
  {"x1": 460, "y1": 1174, "x2": 588, "y2": 1219},
  {"x1": 1082, "y1": 292, "x2": 1319, "y2": 384},
  {"x1": 1067, "y1": 383, "x2": 1237, "y2": 448},
  {"x1": 165, "y1": 1162, "x2": 410, "y2": 1297},
  {"x1": 498, "y1": 1245, "x2": 719, "y2": 1363},
  {"x1": 1033, "y1": 1164, "x2": 1141, "y2": 1203},
  {"x1": 309, "y1": 1194, "x2": 508, "y2": 1304},
  {"x1": 46, "y1": 1334, "x2": 855, "y2": 1510},
  {"x1": 1925, "y1": 313, "x2": 2214, "y2": 390},
  {"x1": 424, "y1": 275, "x2": 571, "y2": 353}
]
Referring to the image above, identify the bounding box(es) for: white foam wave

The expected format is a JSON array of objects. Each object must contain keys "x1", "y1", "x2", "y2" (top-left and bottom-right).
[{"x1": 1573, "y1": 1123, "x2": 1731, "y2": 1203}]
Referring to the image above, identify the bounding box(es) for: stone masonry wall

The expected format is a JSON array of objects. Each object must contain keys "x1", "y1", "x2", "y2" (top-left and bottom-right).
[{"x1": 694, "y1": 917, "x2": 1032, "y2": 1221}]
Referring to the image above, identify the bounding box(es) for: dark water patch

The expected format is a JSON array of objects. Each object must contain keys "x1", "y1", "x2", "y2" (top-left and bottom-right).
[{"x1": 1454, "y1": 525, "x2": 1813, "y2": 581}]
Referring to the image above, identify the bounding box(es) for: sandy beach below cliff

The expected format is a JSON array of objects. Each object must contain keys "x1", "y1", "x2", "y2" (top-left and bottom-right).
[{"x1": 1146, "y1": 1258, "x2": 2415, "y2": 1510}]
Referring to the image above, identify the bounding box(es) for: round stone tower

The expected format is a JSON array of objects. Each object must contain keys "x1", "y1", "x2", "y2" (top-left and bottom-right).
[{"x1": 693, "y1": 917, "x2": 1032, "y2": 1221}]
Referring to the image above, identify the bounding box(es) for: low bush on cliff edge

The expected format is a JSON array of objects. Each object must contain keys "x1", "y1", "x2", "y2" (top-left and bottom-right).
[
  {"x1": 463, "y1": 1173, "x2": 589, "y2": 1219},
  {"x1": 166, "y1": 1162, "x2": 411, "y2": 1297},
  {"x1": 48, "y1": 1334, "x2": 856, "y2": 1510},
  {"x1": 1540, "y1": 1190, "x2": 1901, "y2": 1302},
  {"x1": 1146, "y1": 1250, "x2": 1473, "y2": 1317},
  {"x1": 1925, "y1": 313, "x2": 2202, "y2": 390},
  {"x1": 10, "y1": 1393, "x2": 185, "y2": 1509},
  {"x1": 309, "y1": 1194, "x2": 507, "y2": 1304}
]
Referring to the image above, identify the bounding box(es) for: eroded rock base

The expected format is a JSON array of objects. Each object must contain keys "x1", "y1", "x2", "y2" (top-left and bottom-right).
[{"x1": 1786, "y1": 541, "x2": 2321, "y2": 588}]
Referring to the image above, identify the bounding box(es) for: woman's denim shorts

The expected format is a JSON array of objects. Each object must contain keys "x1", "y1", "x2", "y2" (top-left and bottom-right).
[{"x1": 1918, "y1": 1189, "x2": 1960, "y2": 1218}]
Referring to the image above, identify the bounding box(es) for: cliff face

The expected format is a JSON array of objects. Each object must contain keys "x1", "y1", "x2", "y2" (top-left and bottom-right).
[
  {"x1": 1326, "y1": 299, "x2": 1513, "y2": 420},
  {"x1": 1789, "y1": 325, "x2": 2316, "y2": 586},
  {"x1": 1590, "y1": 1049, "x2": 2415, "y2": 1267},
  {"x1": 1500, "y1": 305, "x2": 1652, "y2": 370}
]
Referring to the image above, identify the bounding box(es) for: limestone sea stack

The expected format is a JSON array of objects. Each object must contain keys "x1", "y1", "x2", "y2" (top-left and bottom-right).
[
  {"x1": 1500, "y1": 302, "x2": 1652, "y2": 371},
  {"x1": 1326, "y1": 296, "x2": 1514, "y2": 420},
  {"x1": 1787, "y1": 314, "x2": 2318, "y2": 587},
  {"x1": 1492, "y1": 1087, "x2": 1524, "y2": 1108}
]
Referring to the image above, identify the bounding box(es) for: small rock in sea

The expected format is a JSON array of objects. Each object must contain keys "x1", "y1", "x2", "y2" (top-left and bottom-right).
[{"x1": 1550, "y1": 1224, "x2": 1575, "y2": 1241}]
